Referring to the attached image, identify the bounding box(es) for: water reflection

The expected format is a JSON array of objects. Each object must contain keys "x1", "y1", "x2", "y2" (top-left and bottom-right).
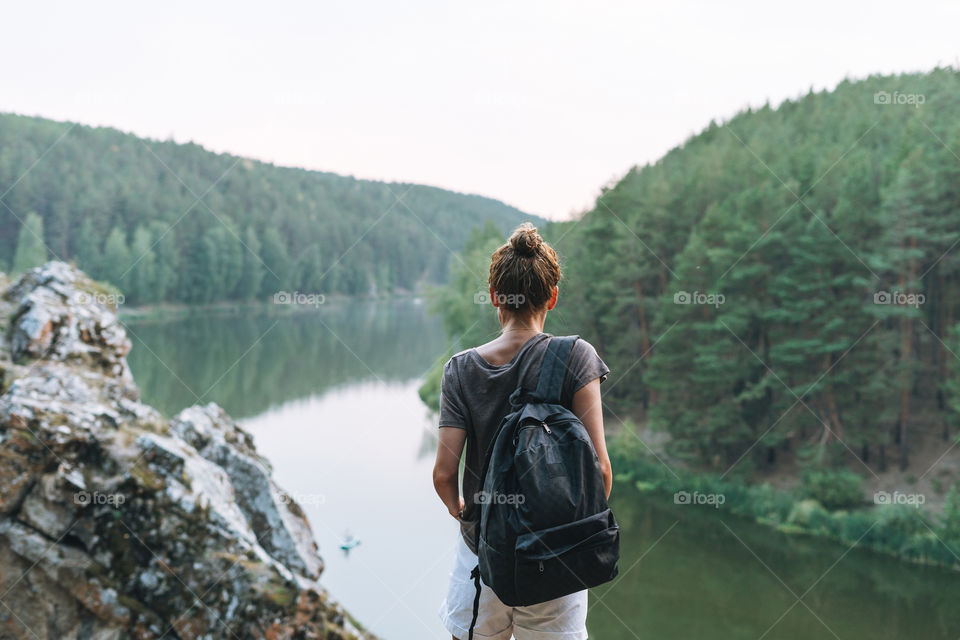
[
  {"x1": 124, "y1": 298, "x2": 446, "y2": 418},
  {"x1": 591, "y1": 489, "x2": 960, "y2": 639}
]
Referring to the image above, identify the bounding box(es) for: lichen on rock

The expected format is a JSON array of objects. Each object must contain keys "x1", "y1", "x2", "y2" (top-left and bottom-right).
[{"x1": 0, "y1": 262, "x2": 374, "y2": 640}]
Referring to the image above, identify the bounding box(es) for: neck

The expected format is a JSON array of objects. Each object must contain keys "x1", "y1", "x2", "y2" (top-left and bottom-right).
[{"x1": 498, "y1": 310, "x2": 546, "y2": 335}]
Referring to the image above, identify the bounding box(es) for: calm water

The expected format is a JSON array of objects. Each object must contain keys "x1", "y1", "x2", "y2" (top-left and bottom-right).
[{"x1": 124, "y1": 300, "x2": 960, "y2": 640}]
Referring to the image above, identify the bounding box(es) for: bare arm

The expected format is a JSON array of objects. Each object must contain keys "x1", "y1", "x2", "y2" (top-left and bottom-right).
[
  {"x1": 433, "y1": 426, "x2": 467, "y2": 519},
  {"x1": 572, "y1": 378, "x2": 612, "y2": 498}
]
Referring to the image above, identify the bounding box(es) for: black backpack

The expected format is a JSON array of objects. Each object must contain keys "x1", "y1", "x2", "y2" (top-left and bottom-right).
[{"x1": 467, "y1": 335, "x2": 620, "y2": 638}]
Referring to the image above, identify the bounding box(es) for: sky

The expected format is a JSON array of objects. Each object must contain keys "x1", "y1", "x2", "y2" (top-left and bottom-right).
[{"x1": 3, "y1": 0, "x2": 959, "y2": 220}]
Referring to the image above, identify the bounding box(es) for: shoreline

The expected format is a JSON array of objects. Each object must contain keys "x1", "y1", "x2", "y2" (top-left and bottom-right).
[
  {"x1": 117, "y1": 291, "x2": 426, "y2": 320},
  {"x1": 609, "y1": 443, "x2": 960, "y2": 573}
]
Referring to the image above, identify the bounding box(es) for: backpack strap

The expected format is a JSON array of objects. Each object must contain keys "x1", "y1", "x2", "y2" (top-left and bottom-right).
[
  {"x1": 533, "y1": 335, "x2": 579, "y2": 404},
  {"x1": 467, "y1": 564, "x2": 481, "y2": 640}
]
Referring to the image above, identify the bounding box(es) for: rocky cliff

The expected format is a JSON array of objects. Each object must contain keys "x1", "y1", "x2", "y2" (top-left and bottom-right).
[{"x1": 0, "y1": 262, "x2": 374, "y2": 640}]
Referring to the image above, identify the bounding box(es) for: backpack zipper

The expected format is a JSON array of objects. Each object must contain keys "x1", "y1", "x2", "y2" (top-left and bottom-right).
[
  {"x1": 514, "y1": 420, "x2": 556, "y2": 444},
  {"x1": 513, "y1": 417, "x2": 578, "y2": 443},
  {"x1": 539, "y1": 560, "x2": 544, "y2": 573}
]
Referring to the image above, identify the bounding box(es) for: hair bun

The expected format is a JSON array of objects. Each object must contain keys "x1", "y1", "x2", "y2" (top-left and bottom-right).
[{"x1": 510, "y1": 222, "x2": 542, "y2": 257}]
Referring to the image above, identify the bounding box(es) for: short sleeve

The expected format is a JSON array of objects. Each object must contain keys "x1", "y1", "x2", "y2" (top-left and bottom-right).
[
  {"x1": 561, "y1": 338, "x2": 610, "y2": 405},
  {"x1": 439, "y1": 359, "x2": 469, "y2": 429}
]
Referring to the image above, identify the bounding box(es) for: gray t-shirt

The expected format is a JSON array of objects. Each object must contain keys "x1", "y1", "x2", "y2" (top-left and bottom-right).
[{"x1": 438, "y1": 333, "x2": 610, "y2": 553}]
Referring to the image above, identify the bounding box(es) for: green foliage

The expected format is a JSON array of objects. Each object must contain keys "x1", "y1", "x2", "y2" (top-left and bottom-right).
[
  {"x1": 127, "y1": 226, "x2": 156, "y2": 306},
  {"x1": 800, "y1": 469, "x2": 865, "y2": 510},
  {"x1": 148, "y1": 220, "x2": 177, "y2": 302},
  {"x1": 610, "y1": 449, "x2": 960, "y2": 570},
  {"x1": 0, "y1": 113, "x2": 540, "y2": 303},
  {"x1": 294, "y1": 244, "x2": 325, "y2": 293},
  {"x1": 940, "y1": 484, "x2": 960, "y2": 541},
  {"x1": 429, "y1": 220, "x2": 507, "y2": 347},
  {"x1": 417, "y1": 346, "x2": 449, "y2": 413},
  {"x1": 258, "y1": 227, "x2": 291, "y2": 298},
  {"x1": 72, "y1": 218, "x2": 100, "y2": 276},
  {"x1": 11, "y1": 212, "x2": 47, "y2": 274},
  {"x1": 417, "y1": 220, "x2": 517, "y2": 410},
  {"x1": 943, "y1": 326, "x2": 960, "y2": 425},
  {"x1": 236, "y1": 227, "x2": 264, "y2": 300},
  {"x1": 548, "y1": 68, "x2": 960, "y2": 472},
  {"x1": 101, "y1": 226, "x2": 131, "y2": 287}
]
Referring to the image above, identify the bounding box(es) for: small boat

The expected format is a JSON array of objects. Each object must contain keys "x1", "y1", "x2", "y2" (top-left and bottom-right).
[{"x1": 339, "y1": 533, "x2": 361, "y2": 556}]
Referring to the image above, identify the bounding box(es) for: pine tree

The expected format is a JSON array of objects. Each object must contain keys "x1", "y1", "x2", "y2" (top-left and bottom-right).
[
  {"x1": 295, "y1": 244, "x2": 324, "y2": 293},
  {"x1": 12, "y1": 212, "x2": 48, "y2": 274},
  {"x1": 874, "y1": 148, "x2": 934, "y2": 470},
  {"x1": 206, "y1": 225, "x2": 243, "y2": 299},
  {"x1": 101, "y1": 226, "x2": 132, "y2": 290},
  {"x1": 179, "y1": 232, "x2": 211, "y2": 303},
  {"x1": 236, "y1": 226, "x2": 264, "y2": 300},
  {"x1": 148, "y1": 220, "x2": 178, "y2": 302},
  {"x1": 259, "y1": 227, "x2": 290, "y2": 297},
  {"x1": 128, "y1": 225, "x2": 157, "y2": 305},
  {"x1": 72, "y1": 218, "x2": 101, "y2": 277}
]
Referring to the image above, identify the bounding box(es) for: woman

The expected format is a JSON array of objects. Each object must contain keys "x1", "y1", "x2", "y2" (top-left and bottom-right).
[{"x1": 433, "y1": 223, "x2": 612, "y2": 640}]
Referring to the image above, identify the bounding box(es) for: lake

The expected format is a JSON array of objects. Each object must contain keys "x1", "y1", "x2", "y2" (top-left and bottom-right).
[{"x1": 124, "y1": 299, "x2": 960, "y2": 639}]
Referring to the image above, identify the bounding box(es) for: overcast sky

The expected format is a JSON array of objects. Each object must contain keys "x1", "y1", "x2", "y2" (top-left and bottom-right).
[{"x1": 3, "y1": 1, "x2": 959, "y2": 220}]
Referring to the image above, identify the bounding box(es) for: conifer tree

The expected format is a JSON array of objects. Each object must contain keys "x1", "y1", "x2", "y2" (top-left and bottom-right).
[{"x1": 12, "y1": 212, "x2": 47, "y2": 274}]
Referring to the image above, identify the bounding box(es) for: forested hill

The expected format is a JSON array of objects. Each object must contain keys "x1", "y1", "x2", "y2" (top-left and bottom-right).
[
  {"x1": 548, "y1": 67, "x2": 960, "y2": 474},
  {"x1": 0, "y1": 113, "x2": 541, "y2": 304}
]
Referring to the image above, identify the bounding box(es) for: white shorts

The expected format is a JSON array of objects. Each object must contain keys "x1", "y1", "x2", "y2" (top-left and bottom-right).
[{"x1": 438, "y1": 533, "x2": 589, "y2": 640}]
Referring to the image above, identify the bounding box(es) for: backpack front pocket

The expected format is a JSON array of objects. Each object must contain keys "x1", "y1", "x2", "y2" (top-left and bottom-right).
[{"x1": 514, "y1": 508, "x2": 619, "y2": 604}]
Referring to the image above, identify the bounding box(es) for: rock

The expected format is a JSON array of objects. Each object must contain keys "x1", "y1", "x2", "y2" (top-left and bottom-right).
[
  {"x1": 0, "y1": 262, "x2": 375, "y2": 640},
  {"x1": 0, "y1": 457, "x2": 33, "y2": 517},
  {"x1": 170, "y1": 404, "x2": 323, "y2": 580},
  {"x1": 5, "y1": 262, "x2": 132, "y2": 380},
  {"x1": 17, "y1": 472, "x2": 76, "y2": 538}
]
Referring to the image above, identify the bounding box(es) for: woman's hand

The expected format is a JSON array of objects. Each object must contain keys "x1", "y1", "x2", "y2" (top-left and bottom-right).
[{"x1": 449, "y1": 496, "x2": 465, "y2": 520}]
